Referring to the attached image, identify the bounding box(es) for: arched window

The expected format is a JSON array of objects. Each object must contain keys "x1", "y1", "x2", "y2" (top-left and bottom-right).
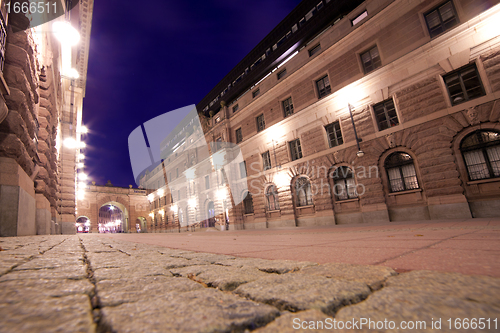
[
  {"x1": 332, "y1": 166, "x2": 358, "y2": 200},
  {"x1": 243, "y1": 192, "x2": 254, "y2": 214},
  {"x1": 460, "y1": 130, "x2": 500, "y2": 180},
  {"x1": 266, "y1": 184, "x2": 280, "y2": 211},
  {"x1": 295, "y1": 177, "x2": 313, "y2": 206},
  {"x1": 384, "y1": 152, "x2": 419, "y2": 192}
]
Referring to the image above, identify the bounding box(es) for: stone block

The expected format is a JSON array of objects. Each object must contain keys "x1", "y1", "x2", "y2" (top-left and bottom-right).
[
  {"x1": 388, "y1": 205, "x2": 430, "y2": 221},
  {"x1": 469, "y1": 199, "x2": 500, "y2": 218},
  {"x1": 428, "y1": 197, "x2": 472, "y2": 219},
  {"x1": 35, "y1": 193, "x2": 51, "y2": 235},
  {"x1": 0, "y1": 158, "x2": 36, "y2": 236},
  {"x1": 234, "y1": 274, "x2": 370, "y2": 316}
]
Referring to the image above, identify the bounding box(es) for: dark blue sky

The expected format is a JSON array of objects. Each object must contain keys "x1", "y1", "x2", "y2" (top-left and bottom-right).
[{"x1": 82, "y1": 0, "x2": 303, "y2": 188}]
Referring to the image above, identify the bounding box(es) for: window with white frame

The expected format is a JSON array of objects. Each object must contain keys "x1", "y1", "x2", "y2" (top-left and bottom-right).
[
  {"x1": 373, "y1": 98, "x2": 399, "y2": 131},
  {"x1": 266, "y1": 184, "x2": 280, "y2": 211},
  {"x1": 424, "y1": 1, "x2": 458, "y2": 38},
  {"x1": 325, "y1": 121, "x2": 343, "y2": 147},
  {"x1": 361, "y1": 46, "x2": 381, "y2": 73},
  {"x1": 295, "y1": 177, "x2": 313, "y2": 207},
  {"x1": 384, "y1": 152, "x2": 420, "y2": 192},
  {"x1": 332, "y1": 166, "x2": 357, "y2": 200},
  {"x1": 283, "y1": 97, "x2": 294, "y2": 117},
  {"x1": 460, "y1": 130, "x2": 500, "y2": 181},
  {"x1": 443, "y1": 64, "x2": 485, "y2": 106},
  {"x1": 289, "y1": 139, "x2": 303, "y2": 161},
  {"x1": 316, "y1": 75, "x2": 331, "y2": 98},
  {"x1": 256, "y1": 114, "x2": 265, "y2": 132},
  {"x1": 262, "y1": 151, "x2": 271, "y2": 171}
]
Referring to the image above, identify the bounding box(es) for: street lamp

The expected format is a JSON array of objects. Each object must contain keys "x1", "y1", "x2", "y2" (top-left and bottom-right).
[{"x1": 347, "y1": 103, "x2": 365, "y2": 158}]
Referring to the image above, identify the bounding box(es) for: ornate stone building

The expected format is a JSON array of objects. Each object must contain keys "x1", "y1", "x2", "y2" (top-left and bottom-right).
[
  {"x1": 140, "y1": 0, "x2": 500, "y2": 232},
  {"x1": 75, "y1": 182, "x2": 149, "y2": 234},
  {"x1": 0, "y1": 1, "x2": 94, "y2": 236}
]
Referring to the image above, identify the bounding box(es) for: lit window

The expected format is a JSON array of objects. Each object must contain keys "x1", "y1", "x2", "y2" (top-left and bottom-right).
[
  {"x1": 309, "y1": 44, "x2": 321, "y2": 57},
  {"x1": 316, "y1": 75, "x2": 331, "y2": 98},
  {"x1": 235, "y1": 128, "x2": 242, "y2": 143},
  {"x1": 256, "y1": 114, "x2": 265, "y2": 132},
  {"x1": 460, "y1": 130, "x2": 500, "y2": 181},
  {"x1": 373, "y1": 99, "x2": 399, "y2": 131},
  {"x1": 361, "y1": 46, "x2": 381, "y2": 73},
  {"x1": 266, "y1": 184, "x2": 280, "y2": 211},
  {"x1": 283, "y1": 97, "x2": 294, "y2": 117},
  {"x1": 295, "y1": 177, "x2": 313, "y2": 206},
  {"x1": 325, "y1": 121, "x2": 343, "y2": 147},
  {"x1": 277, "y1": 69, "x2": 287, "y2": 80},
  {"x1": 243, "y1": 192, "x2": 254, "y2": 214},
  {"x1": 289, "y1": 139, "x2": 302, "y2": 161},
  {"x1": 385, "y1": 152, "x2": 419, "y2": 193},
  {"x1": 262, "y1": 151, "x2": 271, "y2": 171},
  {"x1": 424, "y1": 1, "x2": 458, "y2": 38},
  {"x1": 252, "y1": 89, "x2": 260, "y2": 98},
  {"x1": 332, "y1": 166, "x2": 357, "y2": 200},
  {"x1": 443, "y1": 64, "x2": 485, "y2": 106},
  {"x1": 351, "y1": 10, "x2": 368, "y2": 26}
]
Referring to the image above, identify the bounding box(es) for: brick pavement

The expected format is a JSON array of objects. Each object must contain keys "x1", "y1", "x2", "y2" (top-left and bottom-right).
[{"x1": 1, "y1": 230, "x2": 499, "y2": 332}]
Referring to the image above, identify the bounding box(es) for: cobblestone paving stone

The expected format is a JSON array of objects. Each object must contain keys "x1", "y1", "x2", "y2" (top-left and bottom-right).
[{"x1": 0, "y1": 234, "x2": 499, "y2": 333}]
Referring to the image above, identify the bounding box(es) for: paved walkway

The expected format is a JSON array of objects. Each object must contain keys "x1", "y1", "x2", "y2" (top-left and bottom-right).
[
  {"x1": 0, "y1": 218, "x2": 499, "y2": 332},
  {"x1": 107, "y1": 218, "x2": 500, "y2": 277}
]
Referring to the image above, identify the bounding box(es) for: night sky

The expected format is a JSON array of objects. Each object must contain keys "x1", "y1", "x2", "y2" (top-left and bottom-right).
[{"x1": 82, "y1": 0, "x2": 303, "y2": 188}]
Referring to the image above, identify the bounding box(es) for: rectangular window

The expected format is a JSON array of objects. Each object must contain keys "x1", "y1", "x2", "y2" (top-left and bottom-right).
[
  {"x1": 240, "y1": 161, "x2": 247, "y2": 179},
  {"x1": 277, "y1": 69, "x2": 287, "y2": 80},
  {"x1": 425, "y1": 1, "x2": 458, "y2": 38},
  {"x1": 351, "y1": 10, "x2": 368, "y2": 26},
  {"x1": 309, "y1": 44, "x2": 321, "y2": 57},
  {"x1": 316, "y1": 75, "x2": 331, "y2": 98},
  {"x1": 373, "y1": 98, "x2": 399, "y2": 131},
  {"x1": 177, "y1": 190, "x2": 181, "y2": 200},
  {"x1": 176, "y1": 168, "x2": 179, "y2": 178},
  {"x1": 256, "y1": 114, "x2": 265, "y2": 132},
  {"x1": 283, "y1": 97, "x2": 294, "y2": 117},
  {"x1": 205, "y1": 175, "x2": 210, "y2": 190},
  {"x1": 235, "y1": 128, "x2": 243, "y2": 143},
  {"x1": 325, "y1": 121, "x2": 343, "y2": 148},
  {"x1": 289, "y1": 139, "x2": 303, "y2": 161},
  {"x1": 444, "y1": 63, "x2": 485, "y2": 106},
  {"x1": 252, "y1": 89, "x2": 260, "y2": 98},
  {"x1": 262, "y1": 151, "x2": 271, "y2": 171},
  {"x1": 291, "y1": 24, "x2": 298, "y2": 33},
  {"x1": 361, "y1": 46, "x2": 382, "y2": 73},
  {"x1": 232, "y1": 104, "x2": 239, "y2": 113}
]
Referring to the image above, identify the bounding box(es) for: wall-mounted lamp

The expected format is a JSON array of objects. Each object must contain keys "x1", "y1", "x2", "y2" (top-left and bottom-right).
[{"x1": 347, "y1": 103, "x2": 364, "y2": 158}]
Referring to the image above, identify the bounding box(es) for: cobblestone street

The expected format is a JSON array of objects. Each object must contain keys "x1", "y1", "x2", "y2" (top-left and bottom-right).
[{"x1": 1, "y1": 223, "x2": 499, "y2": 332}]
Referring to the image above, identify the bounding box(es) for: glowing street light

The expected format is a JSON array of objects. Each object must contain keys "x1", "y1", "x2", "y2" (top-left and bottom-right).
[
  {"x1": 66, "y1": 68, "x2": 80, "y2": 79},
  {"x1": 53, "y1": 21, "x2": 80, "y2": 46},
  {"x1": 188, "y1": 198, "x2": 196, "y2": 207},
  {"x1": 78, "y1": 154, "x2": 85, "y2": 160},
  {"x1": 78, "y1": 125, "x2": 88, "y2": 134},
  {"x1": 78, "y1": 173, "x2": 88, "y2": 181},
  {"x1": 171, "y1": 204, "x2": 178, "y2": 213}
]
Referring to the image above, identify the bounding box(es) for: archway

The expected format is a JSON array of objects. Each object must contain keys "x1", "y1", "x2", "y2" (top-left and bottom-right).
[
  {"x1": 76, "y1": 216, "x2": 90, "y2": 233},
  {"x1": 136, "y1": 217, "x2": 147, "y2": 233},
  {"x1": 98, "y1": 202, "x2": 128, "y2": 233},
  {"x1": 206, "y1": 201, "x2": 215, "y2": 228}
]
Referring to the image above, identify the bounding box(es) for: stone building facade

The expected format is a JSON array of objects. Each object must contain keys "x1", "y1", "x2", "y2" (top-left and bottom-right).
[
  {"x1": 140, "y1": 0, "x2": 500, "y2": 232},
  {"x1": 76, "y1": 183, "x2": 149, "y2": 233},
  {"x1": 0, "y1": 1, "x2": 94, "y2": 236}
]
